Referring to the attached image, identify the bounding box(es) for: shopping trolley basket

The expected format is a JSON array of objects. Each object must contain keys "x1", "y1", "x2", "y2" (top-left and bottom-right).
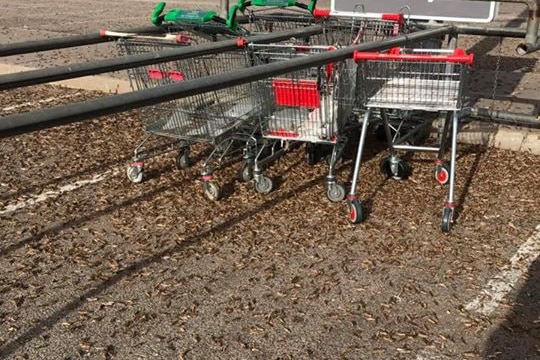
[
  {"x1": 114, "y1": 36, "x2": 265, "y2": 200},
  {"x1": 348, "y1": 47, "x2": 474, "y2": 232},
  {"x1": 311, "y1": 8, "x2": 408, "y2": 47},
  {"x1": 248, "y1": 43, "x2": 356, "y2": 201},
  {"x1": 228, "y1": 0, "x2": 318, "y2": 34}
]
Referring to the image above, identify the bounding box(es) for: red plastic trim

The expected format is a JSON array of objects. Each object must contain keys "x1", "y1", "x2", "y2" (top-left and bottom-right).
[
  {"x1": 381, "y1": 13, "x2": 404, "y2": 25},
  {"x1": 99, "y1": 29, "x2": 107, "y2": 37},
  {"x1": 132, "y1": 161, "x2": 144, "y2": 167},
  {"x1": 346, "y1": 195, "x2": 358, "y2": 201},
  {"x1": 236, "y1": 37, "x2": 248, "y2": 48},
  {"x1": 444, "y1": 201, "x2": 457, "y2": 209},
  {"x1": 272, "y1": 79, "x2": 319, "y2": 108},
  {"x1": 176, "y1": 34, "x2": 192, "y2": 44},
  {"x1": 313, "y1": 8, "x2": 331, "y2": 18},
  {"x1": 202, "y1": 175, "x2": 213, "y2": 181},
  {"x1": 353, "y1": 48, "x2": 474, "y2": 65},
  {"x1": 266, "y1": 129, "x2": 300, "y2": 138}
]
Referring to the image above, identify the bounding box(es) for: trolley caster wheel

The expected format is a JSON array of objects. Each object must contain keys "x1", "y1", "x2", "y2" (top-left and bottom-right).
[
  {"x1": 239, "y1": 162, "x2": 254, "y2": 182},
  {"x1": 126, "y1": 164, "x2": 144, "y2": 184},
  {"x1": 348, "y1": 199, "x2": 365, "y2": 224},
  {"x1": 380, "y1": 156, "x2": 410, "y2": 180},
  {"x1": 254, "y1": 175, "x2": 273, "y2": 194},
  {"x1": 434, "y1": 161, "x2": 451, "y2": 185},
  {"x1": 175, "y1": 150, "x2": 192, "y2": 170},
  {"x1": 441, "y1": 207, "x2": 454, "y2": 233},
  {"x1": 327, "y1": 183, "x2": 346, "y2": 202},
  {"x1": 203, "y1": 181, "x2": 221, "y2": 201}
]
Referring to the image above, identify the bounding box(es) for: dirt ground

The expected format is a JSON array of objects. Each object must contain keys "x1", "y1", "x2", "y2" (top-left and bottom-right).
[{"x1": 0, "y1": 1, "x2": 539, "y2": 359}]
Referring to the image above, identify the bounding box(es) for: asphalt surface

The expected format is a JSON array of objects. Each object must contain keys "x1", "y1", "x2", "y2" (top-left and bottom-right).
[{"x1": 0, "y1": 1, "x2": 539, "y2": 359}]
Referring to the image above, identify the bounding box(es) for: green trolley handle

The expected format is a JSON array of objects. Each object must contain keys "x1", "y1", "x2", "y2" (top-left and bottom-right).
[
  {"x1": 151, "y1": 2, "x2": 228, "y2": 26},
  {"x1": 237, "y1": 0, "x2": 317, "y2": 12}
]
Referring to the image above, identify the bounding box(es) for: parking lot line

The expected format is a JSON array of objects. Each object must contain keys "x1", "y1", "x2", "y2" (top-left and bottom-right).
[
  {"x1": 465, "y1": 225, "x2": 540, "y2": 316},
  {"x1": 0, "y1": 170, "x2": 114, "y2": 215}
]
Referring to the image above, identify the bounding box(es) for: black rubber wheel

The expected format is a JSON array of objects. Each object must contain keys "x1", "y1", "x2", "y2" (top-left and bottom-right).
[
  {"x1": 126, "y1": 165, "x2": 144, "y2": 184},
  {"x1": 348, "y1": 199, "x2": 365, "y2": 224},
  {"x1": 175, "y1": 149, "x2": 191, "y2": 169},
  {"x1": 380, "y1": 157, "x2": 410, "y2": 180},
  {"x1": 239, "y1": 162, "x2": 254, "y2": 182},
  {"x1": 203, "y1": 181, "x2": 221, "y2": 201},
  {"x1": 326, "y1": 183, "x2": 346, "y2": 202},
  {"x1": 380, "y1": 156, "x2": 393, "y2": 178},
  {"x1": 395, "y1": 160, "x2": 411, "y2": 180},
  {"x1": 441, "y1": 207, "x2": 454, "y2": 233},
  {"x1": 434, "y1": 161, "x2": 451, "y2": 185},
  {"x1": 254, "y1": 175, "x2": 273, "y2": 194}
]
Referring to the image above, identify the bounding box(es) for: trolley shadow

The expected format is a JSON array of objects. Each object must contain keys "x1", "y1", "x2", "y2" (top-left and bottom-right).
[
  {"x1": 0, "y1": 168, "x2": 362, "y2": 357},
  {"x1": 482, "y1": 257, "x2": 540, "y2": 359}
]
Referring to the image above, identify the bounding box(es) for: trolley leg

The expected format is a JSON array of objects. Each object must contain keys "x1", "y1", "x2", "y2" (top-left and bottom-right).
[
  {"x1": 325, "y1": 139, "x2": 346, "y2": 203},
  {"x1": 434, "y1": 111, "x2": 452, "y2": 186},
  {"x1": 379, "y1": 109, "x2": 411, "y2": 180},
  {"x1": 436, "y1": 112, "x2": 452, "y2": 161},
  {"x1": 381, "y1": 109, "x2": 396, "y2": 154},
  {"x1": 441, "y1": 111, "x2": 459, "y2": 233},
  {"x1": 347, "y1": 110, "x2": 370, "y2": 223},
  {"x1": 239, "y1": 135, "x2": 257, "y2": 182}
]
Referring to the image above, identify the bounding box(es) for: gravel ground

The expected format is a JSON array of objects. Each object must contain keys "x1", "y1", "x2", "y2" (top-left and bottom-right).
[{"x1": 0, "y1": 1, "x2": 539, "y2": 359}]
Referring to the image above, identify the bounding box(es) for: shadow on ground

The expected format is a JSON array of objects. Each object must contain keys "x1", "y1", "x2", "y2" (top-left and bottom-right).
[{"x1": 482, "y1": 257, "x2": 540, "y2": 359}]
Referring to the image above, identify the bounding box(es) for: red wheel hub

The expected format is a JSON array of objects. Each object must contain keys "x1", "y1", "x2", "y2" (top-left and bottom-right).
[{"x1": 436, "y1": 168, "x2": 448, "y2": 184}]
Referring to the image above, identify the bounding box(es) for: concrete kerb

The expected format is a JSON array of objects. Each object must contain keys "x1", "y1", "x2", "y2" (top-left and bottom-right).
[
  {"x1": 0, "y1": 63, "x2": 132, "y2": 94},
  {"x1": 1, "y1": 62, "x2": 539, "y2": 155}
]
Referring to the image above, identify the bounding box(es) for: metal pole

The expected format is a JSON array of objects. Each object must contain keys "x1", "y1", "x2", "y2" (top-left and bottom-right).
[
  {"x1": 0, "y1": 25, "x2": 324, "y2": 91},
  {"x1": 0, "y1": 26, "x2": 455, "y2": 139},
  {"x1": 220, "y1": 0, "x2": 230, "y2": 19},
  {"x1": 416, "y1": 23, "x2": 538, "y2": 38},
  {"x1": 448, "y1": 0, "x2": 540, "y2": 54},
  {"x1": 470, "y1": 107, "x2": 540, "y2": 127},
  {"x1": 0, "y1": 26, "x2": 165, "y2": 57}
]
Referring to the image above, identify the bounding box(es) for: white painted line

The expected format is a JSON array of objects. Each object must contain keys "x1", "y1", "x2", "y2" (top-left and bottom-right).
[
  {"x1": 0, "y1": 171, "x2": 114, "y2": 215},
  {"x1": 465, "y1": 225, "x2": 540, "y2": 316}
]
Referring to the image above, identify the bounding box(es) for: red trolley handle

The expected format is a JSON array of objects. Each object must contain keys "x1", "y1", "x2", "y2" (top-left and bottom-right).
[{"x1": 353, "y1": 48, "x2": 474, "y2": 66}]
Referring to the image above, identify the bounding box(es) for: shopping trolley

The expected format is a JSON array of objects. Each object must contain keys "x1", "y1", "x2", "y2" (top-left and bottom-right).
[
  {"x1": 349, "y1": 47, "x2": 474, "y2": 232},
  {"x1": 302, "y1": 9, "x2": 410, "y2": 164},
  {"x1": 227, "y1": 0, "x2": 318, "y2": 34},
  {"x1": 114, "y1": 35, "x2": 266, "y2": 200},
  {"x1": 248, "y1": 43, "x2": 356, "y2": 201},
  {"x1": 311, "y1": 7, "x2": 408, "y2": 47}
]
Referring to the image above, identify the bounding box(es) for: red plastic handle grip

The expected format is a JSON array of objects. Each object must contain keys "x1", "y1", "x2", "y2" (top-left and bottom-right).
[
  {"x1": 313, "y1": 8, "x2": 330, "y2": 18},
  {"x1": 353, "y1": 48, "x2": 474, "y2": 65},
  {"x1": 381, "y1": 13, "x2": 404, "y2": 25}
]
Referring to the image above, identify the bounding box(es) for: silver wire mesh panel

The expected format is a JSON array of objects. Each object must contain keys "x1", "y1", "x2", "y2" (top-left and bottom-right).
[
  {"x1": 116, "y1": 38, "x2": 262, "y2": 142},
  {"x1": 245, "y1": 9, "x2": 316, "y2": 33},
  {"x1": 355, "y1": 48, "x2": 473, "y2": 111},
  {"x1": 317, "y1": 12, "x2": 407, "y2": 46},
  {"x1": 164, "y1": 23, "x2": 242, "y2": 41},
  {"x1": 251, "y1": 44, "x2": 356, "y2": 143}
]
